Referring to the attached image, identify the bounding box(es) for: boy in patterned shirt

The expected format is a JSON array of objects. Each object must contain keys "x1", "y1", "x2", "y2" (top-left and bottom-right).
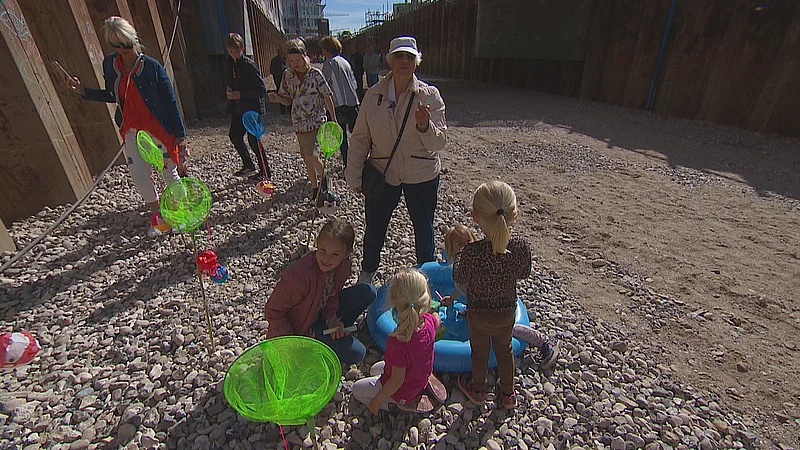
[{"x1": 268, "y1": 39, "x2": 337, "y2": 203}]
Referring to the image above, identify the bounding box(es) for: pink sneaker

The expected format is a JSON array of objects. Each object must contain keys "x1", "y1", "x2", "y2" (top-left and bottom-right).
[
  {"x1": 499, "y1": 390, "x2": 517, "y2": 409},
  {"x1": 457, "y1": 374, "x2": 485, "y2": 405}
]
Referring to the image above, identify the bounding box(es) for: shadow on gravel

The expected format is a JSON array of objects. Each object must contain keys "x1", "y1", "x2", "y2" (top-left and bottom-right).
[
  {"x1": 428, "y1": 76, "x2": 800, "y2": 203},
  {"x1": 0, "y1": 208, "x2": 174, "y2": 320}
]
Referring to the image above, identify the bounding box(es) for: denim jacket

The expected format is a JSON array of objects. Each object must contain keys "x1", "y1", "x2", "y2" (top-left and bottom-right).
[{"x1": 83, "y1": 53, "x2": 185, "y2": 139}]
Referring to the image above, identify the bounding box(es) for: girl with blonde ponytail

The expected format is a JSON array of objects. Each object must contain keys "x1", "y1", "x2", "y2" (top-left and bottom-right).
[
  {"x1": 352, "y1": 269, "x2": 446, "y2": 413},
  {"x1": 471, "y1": 180, "x2": 517, "y2": 254},
  {"x1": 454, "y1": 180, "x2": 558, "y2": 411}
]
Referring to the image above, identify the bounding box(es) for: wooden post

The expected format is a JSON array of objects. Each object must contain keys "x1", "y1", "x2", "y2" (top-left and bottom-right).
[
  {"x1": 0, "y1": 219, "x2": 15, "y2": 253},
  {"x1": 20, "y1": 0, "x2": 123, "y2": 176},
  {"x1": 157, "y1": 0, "x2": 197, "y2": 122},
  {"x1": 0, "y1": 0, "x2": 92, "y2": 222},
  {"x1": 128, "y1": 0, "x2": 184, "y2": 117}
]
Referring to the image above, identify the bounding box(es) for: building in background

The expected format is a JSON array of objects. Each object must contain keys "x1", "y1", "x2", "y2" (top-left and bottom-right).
[
  {"x1": 281, "y1": 0, "x2": 325, "y2": 37},
  {"x1": 393, "y1": 0, "x2": 418, "y2": 17}
]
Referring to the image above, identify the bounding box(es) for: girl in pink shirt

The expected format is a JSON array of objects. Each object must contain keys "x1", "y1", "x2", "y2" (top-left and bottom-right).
[{"x1": 352, "y1": 269, "x2": 446, "y2": 413}]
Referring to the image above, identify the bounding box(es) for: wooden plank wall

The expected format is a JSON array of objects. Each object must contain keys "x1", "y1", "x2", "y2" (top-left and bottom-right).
[
  {"x1": 246, "y1": 0, "x2": 285, "y2": 83},
  {"x1": 343, "y1": 0, "x2": 585, "y2": 97},
  {"x1": 0, "y1": 0, "x2": 93, "y2": 223},
  {"x1": 581, "y1": 0, "x2": 800, "y2": 136},
  {"x1": 345, "y1": 0, "x2": 800, "y2": 137},
  {"x1": 19, "y1": 0, "x2": 124, "y2": 176}
]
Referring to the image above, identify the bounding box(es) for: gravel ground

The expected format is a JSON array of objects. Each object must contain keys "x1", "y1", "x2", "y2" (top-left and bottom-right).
[{"x1": 0, "y1": 113, "x2": 768, "y2": 449}]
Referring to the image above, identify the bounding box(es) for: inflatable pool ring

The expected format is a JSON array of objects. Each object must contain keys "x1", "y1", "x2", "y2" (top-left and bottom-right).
[{"x1": 367, "y1": 261, "x2": 530, "y2": 373}]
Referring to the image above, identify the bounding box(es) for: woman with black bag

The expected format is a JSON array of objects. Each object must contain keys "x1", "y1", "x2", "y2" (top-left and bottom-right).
[{"x1": 344, "y1": 36, "x2": 447, "y2": 285}]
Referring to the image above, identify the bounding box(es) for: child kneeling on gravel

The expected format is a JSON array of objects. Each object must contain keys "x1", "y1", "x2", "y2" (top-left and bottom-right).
[
  {"x1": 263, "y1": 219, "x2": 375, "y2": 364},
  {"x1": 352, "y1": 268, "x2": 447, "y2": 413},
  {"x1": 454, "y1": 180, "x2": 559, "y2": 410}
]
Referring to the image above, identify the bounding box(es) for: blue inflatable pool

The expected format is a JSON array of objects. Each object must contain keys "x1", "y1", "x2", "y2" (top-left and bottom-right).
[{"x1": 366, "y1": 261, "x2": 530, "y2": 373}]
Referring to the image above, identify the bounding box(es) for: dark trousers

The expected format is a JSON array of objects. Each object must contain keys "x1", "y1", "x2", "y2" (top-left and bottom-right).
[
  {"x1": 271, "y1": 75, "x2": 288, "y2": 114},
  {"x1": 354, "y1": 71, "x2": 364, "y2": 91},
  {"x1": 333, "y1": 105, "x2": 358, "y2": 167},
  {"x1": 362, "y1": 175, "x2": 439, "y2": 273},
  {"x1": 229, "y1": 113, "x2": 271, "y2": 177},
  {"x1": 312, "y1": 283, "x2": 376, "y2": 364}
]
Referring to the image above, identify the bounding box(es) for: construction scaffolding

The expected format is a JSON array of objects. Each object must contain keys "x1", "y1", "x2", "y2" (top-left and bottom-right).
[{"x1": 365, "y1": 9, "x2": 391, "y2": 28}]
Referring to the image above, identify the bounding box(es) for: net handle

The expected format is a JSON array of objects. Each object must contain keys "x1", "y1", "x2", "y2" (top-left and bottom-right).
[{"x1": 306, "y1": 417, "x2": 320, "y2": 450}]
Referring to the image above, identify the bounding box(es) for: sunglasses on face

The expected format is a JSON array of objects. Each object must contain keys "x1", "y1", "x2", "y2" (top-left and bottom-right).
[
  {"x1": 111, "y1": 41, "x2": 134, "y2": 49},
  {"x1": 393, "y1": 52, "x2": 416, "y2": 61}
]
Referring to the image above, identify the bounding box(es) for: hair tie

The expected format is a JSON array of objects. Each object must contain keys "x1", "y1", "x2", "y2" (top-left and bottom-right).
[
  {"x1": 409, "y1": 303, "x2": 415, "y2": 309},
  {"x1": 496, "y1": 208, "x2": 505, "y2": 216}
]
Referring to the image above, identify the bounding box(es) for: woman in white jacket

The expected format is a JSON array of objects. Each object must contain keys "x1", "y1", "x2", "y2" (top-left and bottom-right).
[{"x1": 344, "y1": 36, "x2": 447, "y2": 285}]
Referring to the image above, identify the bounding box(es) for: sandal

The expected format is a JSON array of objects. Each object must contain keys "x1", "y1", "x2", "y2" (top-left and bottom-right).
[
  {"x1": 396, "y1": 394, "x2": 434, "y2": 413},
  {"x1": 426, "y1": 373, "x2": 447, "y2": 403}
]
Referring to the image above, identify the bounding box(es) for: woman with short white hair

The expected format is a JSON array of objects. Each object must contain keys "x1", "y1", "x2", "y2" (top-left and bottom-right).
[
  {"x1": 66, "y1": 16, "x2": 188, "y2": 236},
  {"x1": 345, "y1": 36, "x2": 448, "y2": 285}
]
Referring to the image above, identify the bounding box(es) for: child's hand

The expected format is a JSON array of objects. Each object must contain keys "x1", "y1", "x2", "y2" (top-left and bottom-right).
[
  {"x1": 267, "y1": 92, "x2": 280, "y2": 103},
  {"x1": 326, "y1": 317, "x2": 347, "y2": 340},
  {"x1": 368, "y1": 398, "x2": 381, "y2": 415},
  {"x1": 440, "y1": 295, "x2": 453, "y2": 307}
]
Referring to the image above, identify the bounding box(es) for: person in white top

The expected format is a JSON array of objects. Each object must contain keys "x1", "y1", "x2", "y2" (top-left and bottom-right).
[{"x1": 320, "y1": 36, "x2": 360, "y2": 167}]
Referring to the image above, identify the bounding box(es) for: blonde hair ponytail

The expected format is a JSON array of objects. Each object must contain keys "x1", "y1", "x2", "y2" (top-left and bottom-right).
[
  {"x1": 388, "y1": 269, "x2": 431, "y2": 342},
  {"x1": 472, "y1": 180, "x2": 517, "y2": 254}
]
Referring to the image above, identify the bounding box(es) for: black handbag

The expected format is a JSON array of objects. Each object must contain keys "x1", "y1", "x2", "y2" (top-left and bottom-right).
[{"x1": 361, "y1": 92, "x2": 416, "y2": 200}]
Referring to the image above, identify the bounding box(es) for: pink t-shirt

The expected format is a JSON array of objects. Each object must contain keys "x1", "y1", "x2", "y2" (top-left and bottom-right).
[{"x1": 380, "y1": 313, "x2": 438, "y2": 404}]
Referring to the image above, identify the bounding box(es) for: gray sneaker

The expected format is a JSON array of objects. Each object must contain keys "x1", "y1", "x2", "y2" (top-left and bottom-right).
[
  {"x1": 356, "y1": 270, "x2": 375, "y2": 285},
  {"x1": 539, "y1": 337, "x2": 560, "y2": 371}
]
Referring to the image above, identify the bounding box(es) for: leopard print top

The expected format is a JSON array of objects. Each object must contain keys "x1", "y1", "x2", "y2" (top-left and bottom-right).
[{"x1": 453, "y1": 236, "x2": 532, "y2": 312}]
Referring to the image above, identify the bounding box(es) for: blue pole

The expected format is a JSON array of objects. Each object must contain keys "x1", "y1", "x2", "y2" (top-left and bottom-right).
[
  {"x1": 216, "y1": 0, "x2": 228, "y2": 38},
  {"x1": 645, "y1": 0, "x2": 678, "y2": 111}
]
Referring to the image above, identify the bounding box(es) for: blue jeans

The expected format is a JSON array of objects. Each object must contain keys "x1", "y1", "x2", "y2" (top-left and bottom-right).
[
  {"x1": 362, "y1": 176, "x2": 440, "y2": 273},
  {"x1": 312, "y1": 283, "x2": 376, "y2": 364}
]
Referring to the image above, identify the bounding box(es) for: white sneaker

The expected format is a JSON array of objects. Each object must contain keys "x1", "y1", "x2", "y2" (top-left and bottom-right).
[{"x1": 356, "y1": 270, "x2": 375, "y2": 285}]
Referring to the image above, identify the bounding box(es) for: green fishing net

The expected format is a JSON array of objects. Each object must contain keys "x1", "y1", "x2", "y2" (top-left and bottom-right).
[
  {"x1": 136, "y1": 130, "x2": 165, "y2": 170},
  {"x1": 223, "y1": 336, "x2": 342, "y2": 425},
  {"x1": 159, "y1": 177, "x2": 212, "y2": 232},
  {"x1": 317, "y1": 121, "x2": 343, "y2": 159}
]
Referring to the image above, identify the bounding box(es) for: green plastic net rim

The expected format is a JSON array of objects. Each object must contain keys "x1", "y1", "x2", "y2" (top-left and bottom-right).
[
  {"x1": 223, "y1": 336, "x2": 342, "y2": 425},
  {"x1": 317, "y1": 121, "x2": 343, "y2": 159},
  {"x1": 159, "y1": 177, "x2": 212, "y2": 232},
  {"x1": 136, "y1": 130, "x2": 165, "y2": 170}
]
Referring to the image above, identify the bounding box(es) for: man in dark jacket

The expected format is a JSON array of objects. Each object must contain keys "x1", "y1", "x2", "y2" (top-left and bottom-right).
[
  {"x1": 269, "y1": 51, "x2": 288, "y2": 115},
  {"x1": 225, "y1": 33, "x2": 271, "y2": 179},
  {"x1": 350, "y1": 48, "x2": 364, "y2": 94}
]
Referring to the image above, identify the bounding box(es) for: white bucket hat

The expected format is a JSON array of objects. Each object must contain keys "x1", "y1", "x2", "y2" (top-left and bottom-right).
[{"x1": 388, "y1": 36, "x2": 419, "y2": 57}]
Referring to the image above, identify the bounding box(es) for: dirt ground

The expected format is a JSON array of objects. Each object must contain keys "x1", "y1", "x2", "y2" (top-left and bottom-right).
[{"x1": 420, "y1": 77, "x2": 799, "y2": 447}]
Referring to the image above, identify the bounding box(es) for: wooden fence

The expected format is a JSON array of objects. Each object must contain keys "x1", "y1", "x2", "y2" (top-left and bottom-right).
[
  {"x1": 344, "y1": 0, "x2": 800, "y2": 137},
  {"x1": 0, "y1": 0, "x2": 284, "y2": 229}
]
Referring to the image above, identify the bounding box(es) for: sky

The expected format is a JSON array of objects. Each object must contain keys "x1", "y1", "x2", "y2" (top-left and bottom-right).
[{"x1": 323, "y1": 0, "x2": 398, "y2": 34}]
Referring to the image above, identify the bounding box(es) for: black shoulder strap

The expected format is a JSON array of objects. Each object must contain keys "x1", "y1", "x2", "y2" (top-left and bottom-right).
[{"x1": 382, "y1": 92, "x2": 416, "y2": 177}]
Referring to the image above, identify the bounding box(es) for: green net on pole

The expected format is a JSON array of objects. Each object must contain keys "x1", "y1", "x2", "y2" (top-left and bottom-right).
[
  {"x1": 159, "y1": 178, "x2": 212, "y2": 232},
  {"x1": 317, "y1": 121, "x2": 343, "y2": 159},
  {"x1": 224, "y1": 336, "x2": 342, "y2": 425},
  {"x1": 136, "y1": 130, "x2": 165, "y2": 170}
]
